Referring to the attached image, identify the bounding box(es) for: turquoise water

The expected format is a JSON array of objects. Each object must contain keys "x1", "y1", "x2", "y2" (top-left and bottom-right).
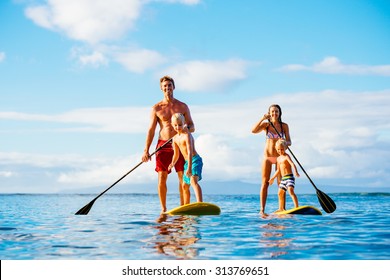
[{"x1": 0, "y1": 193, "x2": 389, "y2": 260}]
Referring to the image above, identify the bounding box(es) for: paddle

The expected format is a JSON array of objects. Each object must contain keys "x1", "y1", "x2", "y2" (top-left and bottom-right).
[
  {"x1": 268, "y1": 121, "x2": 336, "y2": 213},
  {"x1": 75, "y1": 137, "x2": 174, "y2": 215}
]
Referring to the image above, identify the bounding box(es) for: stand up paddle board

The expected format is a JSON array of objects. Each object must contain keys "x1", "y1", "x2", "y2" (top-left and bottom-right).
[
  {"x1": 166, "y1": 202, "x2": 221, "y2": 216},
  {"x1": 275, "y1": 205, "x2": 322, "y2": 215}
]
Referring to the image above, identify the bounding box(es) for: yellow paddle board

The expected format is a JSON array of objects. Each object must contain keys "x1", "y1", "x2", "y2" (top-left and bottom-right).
[
  {"x1": 166, "y1": 202, "x2": 221, "y2": 216},
  {"x1": 275, "y1": 205, "x2": 322, "y2": 215}
]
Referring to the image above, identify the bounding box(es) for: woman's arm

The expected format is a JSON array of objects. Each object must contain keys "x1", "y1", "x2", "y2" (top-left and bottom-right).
[
  {"x1": 251, "y1": 114, "x2": 270, "y2": 133},
  {"x1": 283, "y1": 123, "x2": 292, "y2": 146}
]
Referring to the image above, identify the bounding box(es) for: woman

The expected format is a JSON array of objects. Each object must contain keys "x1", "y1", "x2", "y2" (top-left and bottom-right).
[{"x1": 251, "y1": 104, "x2": 291, "y2": 216}]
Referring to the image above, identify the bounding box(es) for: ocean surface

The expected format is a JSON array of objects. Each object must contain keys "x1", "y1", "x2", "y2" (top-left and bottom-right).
[{"x1": 1, "y1": 192, "x2": 389, "y2": 260}]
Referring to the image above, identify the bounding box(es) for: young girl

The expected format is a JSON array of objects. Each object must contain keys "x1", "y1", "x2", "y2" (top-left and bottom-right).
[
  {"x1": 269, "y1": 139, "x2": 300, "y2": 212},
  {"x1": 169, "y1": 113, "x2": 203, "y2": 204}
]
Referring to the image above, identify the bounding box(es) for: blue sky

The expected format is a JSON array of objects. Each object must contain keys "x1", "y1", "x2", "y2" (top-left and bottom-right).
[{"x1": 1, "y1": 0, "x2": 389, "y2": 194}]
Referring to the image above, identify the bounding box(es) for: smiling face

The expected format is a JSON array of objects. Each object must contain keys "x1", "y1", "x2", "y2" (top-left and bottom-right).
[
  {"x1": 275, "y1": 144, "x2": 286, "y2": 156},
  {"x1": 171, "y1": 113, "x2": 185, "y2": 133},
  {"x1": 269, "y1": 105, "x2": 281, "y2": 122},
  {"x1": 160, "y1": 80, "x2": 174, "y2": 100},
  {"x1": 275, "y1": 139, "x2": 287, "y2": 155}
]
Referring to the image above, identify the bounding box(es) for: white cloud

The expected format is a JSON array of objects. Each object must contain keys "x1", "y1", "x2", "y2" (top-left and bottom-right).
[
  {"x1": 155, "y1": 0, "x2": 201, "y2": 5},
  {"x1": 78, "y1": 51, "x2": 108, "y2": 67},
  {"x1": 278, "y1": 56, "x2": 390, "y2": 76},
  {"x1": 25, "y1": 0, "x2": 143, "y2": 44},
  {"x1": 57, "y1": 154, "x2": 154, "y2": 186},
  {"x1": 0, "y1": 171, "x2": 14, "y2": 178},
  {"x1": 0, "y1": 52, "x2": 5, "y2": 62},
  {"x1": 24, "y1": 0, "x2": 202, "y2": 45},
  {"x1": 0, "y1": 107, "x2": 149, "y2": 133},
  {"x1": 161, "y1": 59, "x2": 253, "y2": 92},
  {"x1": 114, "y1": 49, "x2": 167, "y2": 73}
]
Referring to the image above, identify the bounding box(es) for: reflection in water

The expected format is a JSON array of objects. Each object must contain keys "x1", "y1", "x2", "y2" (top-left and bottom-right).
[
  {"x1": 260, "y1": 222, "x2": 293, "y2": 258},
  {"x1": 152, "y1": 214, "x2": 200, "y2": 259}
]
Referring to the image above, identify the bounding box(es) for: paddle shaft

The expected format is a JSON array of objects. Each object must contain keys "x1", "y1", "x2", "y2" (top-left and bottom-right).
[
  {"x1": 75, "y1": 137, "x2": 173, "y2": 214},
  {"x1": 267, "y1": 121, "x2": 319, "y2": 190}
]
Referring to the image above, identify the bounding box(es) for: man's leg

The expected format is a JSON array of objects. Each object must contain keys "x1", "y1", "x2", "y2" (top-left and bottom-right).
[{"x1": 158, "y1": 171, "x2": 168, "y2": 213}]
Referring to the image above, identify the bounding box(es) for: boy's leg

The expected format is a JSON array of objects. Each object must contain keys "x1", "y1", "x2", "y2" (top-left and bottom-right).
[
  {"x1": 190, "y1": 176, "x2": 203, "y2": 202},
  {"x1": 182, "y1": 183, "x2": 191, "y2": 205},
  {"x1": 288, "y1": 187, "x2": 299, "y2": 208},
  {"x1": 277, "y1": 187, "x2": 286, "y2": 211},
  {"x1": 176, "y1": 171, "x2": 185, "y2": 205},
  {"x1": 175, "y1": 152, "x2": 186, "y2": 205}
]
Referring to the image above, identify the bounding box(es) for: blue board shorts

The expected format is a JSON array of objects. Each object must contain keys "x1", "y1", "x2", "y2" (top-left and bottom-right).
[
  {"x1": 183, "y1": 154, "x2": 203, "y2": 185},
  {"x1": 279, "y1": 174, "x2": 295, "y2": 191}
]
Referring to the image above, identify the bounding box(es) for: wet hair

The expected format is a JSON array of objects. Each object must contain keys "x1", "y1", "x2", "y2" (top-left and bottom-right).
[
  {"x1": 171, "y1": 113, "x2": 185, "y2": 124},
  {"x1": 160, "y1": 75, "x2": 175, "y2": 89},
  {"x1": 275, "y1": 139, "x2": 287, "y2": 148},
  {"x1": 268, "y1": 104, "x2": 282, "y2": 123}
]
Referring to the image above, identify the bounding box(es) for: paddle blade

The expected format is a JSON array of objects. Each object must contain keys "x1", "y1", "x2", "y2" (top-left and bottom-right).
[
  {"x1": 75, "y1": 200, "x2": 95, "y2": 215},
  {"x1": 316, "y1": 189, "x2": 336, "y2": 213}
]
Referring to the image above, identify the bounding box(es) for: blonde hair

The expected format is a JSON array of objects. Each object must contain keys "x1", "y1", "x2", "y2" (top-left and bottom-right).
[
  {"x1": 275, "y1": 139, "x2": 287, "y2": 148},
  {"x1": 171, "y1": 113, "x2": 185, "y2": 124}
]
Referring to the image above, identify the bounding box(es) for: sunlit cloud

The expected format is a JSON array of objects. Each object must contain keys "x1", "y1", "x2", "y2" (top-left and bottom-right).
[
  {"x1": 1, "y1": 89, "x2": 389, "y2": 191},
  {"x1": 278, "y1": 56, "x2": 390, "y2": 76},
  {"x1": 114, "y1": 49, "x2": 168, "y2": 73},
  {"x1": 78, "y1": 51, "x2": 108, "y2": 67},
  {"x1": 0, "y1": 171, "x2": 14, "y2": 178},
  {"x1": 161, "y1": 59, "x2": 253, "y2": 92},
  {"x1": 0, "y1": 107, "x2": 149, "y2": 133},
  {"x1": 154, "y1": 0, "x2": 201, "y2": 5}
]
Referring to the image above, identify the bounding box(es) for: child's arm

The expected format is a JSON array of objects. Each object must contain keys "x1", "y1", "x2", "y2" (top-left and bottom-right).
[
  {"x1": 168, "y1": 138, "x2": 179, "y2": 171},
  {"x1": 185, "y1": 133, "x2": 194, "y2": 178},
  {"x1": 269, "y1": 167, "x2": 280, "y2": 185},
  {"x1": 287, "y1": 155, "x2": 300, "y2": 177}
]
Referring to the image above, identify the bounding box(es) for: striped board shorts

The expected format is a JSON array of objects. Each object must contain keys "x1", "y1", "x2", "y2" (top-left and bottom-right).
[{"x1": 279, "y1": 174, "x2": 295, "y2": 191}]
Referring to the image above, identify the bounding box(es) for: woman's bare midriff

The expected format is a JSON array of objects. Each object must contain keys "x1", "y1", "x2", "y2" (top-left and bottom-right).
[{"x1": 264, "y1": 139, "x2": 280, "y2": 157}]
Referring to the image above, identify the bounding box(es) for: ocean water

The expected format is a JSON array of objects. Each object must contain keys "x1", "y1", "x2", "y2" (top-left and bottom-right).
[{"x1": 0, "y1": 192, "x2": 389, "y2": 260}]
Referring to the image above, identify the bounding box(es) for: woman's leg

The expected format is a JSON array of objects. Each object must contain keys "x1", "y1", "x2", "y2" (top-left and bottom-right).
[{"x1": 260, "y1": 159, "x2": 273, "y2": 215}]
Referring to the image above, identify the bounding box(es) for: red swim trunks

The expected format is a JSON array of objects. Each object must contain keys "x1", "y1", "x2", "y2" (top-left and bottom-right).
[{"x1": 155, "y1": 139, "x2": 185, "y2": 173}]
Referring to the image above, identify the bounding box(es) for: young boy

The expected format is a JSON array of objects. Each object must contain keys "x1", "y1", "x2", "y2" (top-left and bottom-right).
[
  {"x1": 269, "y1": 139, "x2": 300, "y2": 212},
  {"x1": 168, "y1": 113, "x2": 203, "y2": 204}
]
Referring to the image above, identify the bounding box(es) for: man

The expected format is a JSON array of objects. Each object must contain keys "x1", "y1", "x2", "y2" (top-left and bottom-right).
[{"x1": 142, "y1": 76, "x2": 195, "y2": 213}]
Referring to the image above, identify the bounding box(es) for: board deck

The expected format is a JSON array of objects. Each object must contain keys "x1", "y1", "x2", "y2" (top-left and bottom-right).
[
  {"x1": 275, "y1": 205, "x2": 322, "y2": 215},
  {"x1": 166, "y1": 202, "x2": 221, "y2": 216}
]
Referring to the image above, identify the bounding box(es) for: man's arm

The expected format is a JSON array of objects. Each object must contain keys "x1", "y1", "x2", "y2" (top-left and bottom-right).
[
  {"x1": 183, "y1": 104, "x2": 195, "y2": 133},
  {"x1": 142, "y1": 108, "x2": 158, "y2": 162}
]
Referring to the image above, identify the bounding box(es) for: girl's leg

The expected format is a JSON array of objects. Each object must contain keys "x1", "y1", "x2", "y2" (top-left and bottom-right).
[
  {"x1": 277, "y1": 170, "x2": 286, "y2": 210},
  {"x1": 190, "y1": 176, "x2": 203, "y2": 202}
]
